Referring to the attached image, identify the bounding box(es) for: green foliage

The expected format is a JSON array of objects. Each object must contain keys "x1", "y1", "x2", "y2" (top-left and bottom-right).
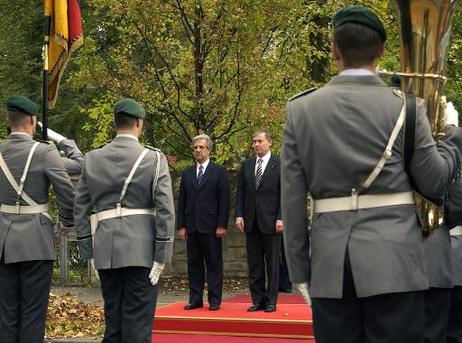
[
  {"x1": 0, "y1": 0, "x2": 42, "y2": 139},
  {"x1": 1, "y1": 1, "x2": 462, "y2": 164}
]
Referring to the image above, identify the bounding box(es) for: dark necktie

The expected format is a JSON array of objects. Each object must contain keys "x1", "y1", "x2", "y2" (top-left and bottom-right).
[
  {"x1": 197, "y1": 165, "x2": 204, "y2": 184},
  {"x1": 255, "y1": 158, "x2": 263, "y2": 189}
]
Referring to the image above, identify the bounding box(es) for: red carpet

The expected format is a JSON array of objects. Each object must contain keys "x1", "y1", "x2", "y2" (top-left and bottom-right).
[
  {"x1": 152, "y1": 333, "x2": 315, "y2": 342},
  {"x1": 153, "y1": 294, "x2": 313, "y2": 339},
  {"x1": 224, "y1": 294, "x2": 305, "y2": 304}
]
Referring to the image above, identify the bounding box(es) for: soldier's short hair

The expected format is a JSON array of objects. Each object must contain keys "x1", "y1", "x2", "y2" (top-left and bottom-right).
[
  {"x1": 333, "y1": 22, "x2": 382, "y2": 68},
  {"x1": 192, "y1": 134, "x2": 213, "y2": 151},
  {"x1": 6, "y1": 110, "x2": 31, "y2": 127},
  {"x1": 253, "y1": 128, "x2": 273, "y2": 143},
  {"x1": 114, "y1": 113, "x2": 138, "y2": 130}
]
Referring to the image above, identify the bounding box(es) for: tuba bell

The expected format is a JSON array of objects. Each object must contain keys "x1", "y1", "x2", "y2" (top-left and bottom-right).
[{"x1": 385, "y1": 0, "x2": 461, "y2": 234}]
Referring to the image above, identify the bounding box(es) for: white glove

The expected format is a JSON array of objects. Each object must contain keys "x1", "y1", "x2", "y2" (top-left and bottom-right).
[
  {"x1": 90, "y1": 258, "x2": 99, "y2": 281},
  {"x1": 442, "y1": 97, "x2": 459, "y2": 127},
  {"x1": 37, "y1": 121, "x2": 67, "y2": 143},
  {"x1": 149, "y1": 261, "x2": 165, "y2": 286},
  {"x1": 295, "y1": 282, "x2": 311, "y2": 307},
  {"x1": 445, "y1": 102, "x2": 459, "y2": 127}
]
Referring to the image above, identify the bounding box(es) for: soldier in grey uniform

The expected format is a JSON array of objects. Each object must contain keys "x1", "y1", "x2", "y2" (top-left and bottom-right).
[
  {"x1": 38, "y1": 121, "x2": 84, "y2": 176},
  {"x1": 448, "y1": 229, "x2": 462, "y2": 342},
  {"x1": 0, "y1": 96, "x2": 75, "y2": 343},
  {"x1": 74, "y1": 98, "x2": 175, "y2": 343},
  {"x1": 423, "y1": 227, "x2": 453, "y2": 343},
  {"x1": 281, "y1": 6, "x2": 462, "y2": 343},
  {"x1": 444, "y1": 158, "x2": 462, "y2": 342},
  {"x1": 423, "y1": 102, "x2": 459, "y2": 343}
]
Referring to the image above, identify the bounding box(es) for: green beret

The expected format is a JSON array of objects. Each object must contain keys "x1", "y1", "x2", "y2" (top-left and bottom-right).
[
  {"x1": 6, "y1": 96, "x2": 39, "y2": 116},
  {"x1": 333, "y1": 6, "x2": 386, "y2": 42},
  {"x1": 113, "y1": 98, "x2": 146, "y2": 119}
]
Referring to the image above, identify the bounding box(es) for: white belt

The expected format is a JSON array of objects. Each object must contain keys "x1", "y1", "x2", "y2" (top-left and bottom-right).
[
  {"x1": 450, "y1": 226, "x2": 462, "y2": 236},
  {"x1": 313, "y1": 191, "x2": 415, "y2": 213},
  {"x1": 90, "y1": 207, "x2": 156, "y2": 235},
  {"x1": 0, "y1": 203, "x2": 51, "y2": 220}
]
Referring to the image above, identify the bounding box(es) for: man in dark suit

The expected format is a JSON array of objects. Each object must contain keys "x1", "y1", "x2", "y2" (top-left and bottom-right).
[
  {"x1": 235, "y1": 129, "x2": 283, "y2": 313},
  {"x1": 177, "y1": 134, "x2": 230, "y2": 311}
]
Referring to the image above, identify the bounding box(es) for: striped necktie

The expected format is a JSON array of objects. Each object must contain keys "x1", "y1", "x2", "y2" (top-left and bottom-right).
[
  {"x1": 197, "y1": 164, "x2": 204, "y2": 184},
  {"x1": 255, "y1": 158, "x2": 263, "y2": 189}
]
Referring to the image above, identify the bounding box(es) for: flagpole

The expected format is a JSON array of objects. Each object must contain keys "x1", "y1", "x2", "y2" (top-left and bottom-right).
[{"x1": 42, "y1": 14, "x2": 51, "y2": 141}]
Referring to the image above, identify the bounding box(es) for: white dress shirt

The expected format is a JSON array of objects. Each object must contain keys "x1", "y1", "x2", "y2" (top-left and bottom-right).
[
  {"x1": 10, "y1": 131, "x2": 32, "y2": 138},
  {"x1": 116, "y1": 133, "x2": 138, "y2": 141},
  {"x1": 196, "y1": 159, "x2": 210, "y2": 177},
  {"x1": 339, "y1": 68, "x2": 376, "y2": 76},
  {"x1": 254, "y1": 151, "x2": 271, "y2": 176}
]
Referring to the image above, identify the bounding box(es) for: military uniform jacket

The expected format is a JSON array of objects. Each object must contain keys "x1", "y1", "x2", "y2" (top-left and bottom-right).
[
  {"x1": 445, "y1": 175, "x2": 462, "y2": 286},
  {"x1": 281, "y1": 75, "x2": 462, "y2": 298},
  {"x1": 0, "y1": 134, "x2": 75, "y2": 263},
  {"x1": 74, "y1": 136, "x2": 175, "y2": 270},
  {"x1": 452, "y1": 235, "x2": 462, "y2": 286},
  {"x1": 423, "y1": 227, "x2": 452, "y2": 288},
  {"x1": 58, "y1": 139, "x2": 84, "y2": 176}
]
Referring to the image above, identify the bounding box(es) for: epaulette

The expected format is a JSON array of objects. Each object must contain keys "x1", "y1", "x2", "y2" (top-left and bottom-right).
[
  {"x1": 145, "y1": 145, "x2": 162, "y2": 153},
  {"x1": 288, "y1": 87, "x2": 318, "y2": 102},
  {"x1": 392, "y1": 89, "x2": 404, "y2": 99},
  {"x1": 35, "y1": 139, "x2": 51, "y2": 145},
  {"x1": 95, "y1": 142, "x2": 108, "y2": 149}
]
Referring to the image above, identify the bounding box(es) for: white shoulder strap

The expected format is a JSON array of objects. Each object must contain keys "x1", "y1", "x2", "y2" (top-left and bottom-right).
[
  {"x1": 17, "y1": 142, "x2": 40, "y2": 202},
  {"x1": 153, "y1": 151, "x2": 161, "y2": 191},
  {"x1": 0, "y1": 142, "x2": 40, "y2": 206},
  {"x1": 361, "y1": 101, "x2": 406, "y2": 189},
  {"x1": 119, "y1": 148, "x2": 150, "y2": 204}
]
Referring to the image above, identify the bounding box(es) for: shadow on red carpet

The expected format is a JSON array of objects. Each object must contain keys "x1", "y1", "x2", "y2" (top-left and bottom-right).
[
  {"x1": 152, "y1": 333, "x2": 315, "y2": 342},
  {"x1": 224, "y1": 294, "x2": 305, "y2": 304}
]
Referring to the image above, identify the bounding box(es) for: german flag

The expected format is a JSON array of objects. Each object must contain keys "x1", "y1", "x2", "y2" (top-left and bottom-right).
[{"x1": 44, "y1": 0, "x2": 83, "y2": 109}]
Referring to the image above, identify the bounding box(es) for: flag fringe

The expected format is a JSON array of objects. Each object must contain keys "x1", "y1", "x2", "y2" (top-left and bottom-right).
[{"x1": 48, "y1": 34, "x2": 84, "y2": 109}]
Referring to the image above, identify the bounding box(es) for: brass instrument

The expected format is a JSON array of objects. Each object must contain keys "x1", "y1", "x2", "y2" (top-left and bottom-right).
[{"x1": 388, "y1": 0, "x2": 460, "y2": 233}]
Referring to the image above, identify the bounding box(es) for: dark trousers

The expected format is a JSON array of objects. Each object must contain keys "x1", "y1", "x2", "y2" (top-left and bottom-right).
[
  {"x1": 448, "y1": 285, "x2": 462, "y2": 343},
  {"x1": 279, "y1": 236, "x2": 292, "y2": 292},
  {"x1": 312, "y1": 252, "x2": 425, "y2": 343},
  {"x1": 186, "y1": 232, "x2": 223, "y2": 306},
  {"x1": 246, "y1": 223, "x2": 281, "y2": 306},
  {"x1": 0, "y1": 260, "x2": 53, "y2": 343},
  {"x1": 424, "y1": 287, "x2": 451, "y2": 343},
  {"x1": 99, "y1": 267, "x2": 158, "y2": 343}
]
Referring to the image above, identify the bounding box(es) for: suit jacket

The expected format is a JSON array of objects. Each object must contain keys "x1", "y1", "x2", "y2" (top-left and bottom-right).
[
  {"x1": 235, "y1": 155, "x2": 281, "y2": 234},
  {"x1": 74, "y1": 136, "x2": 175, "y2": 269},
  {"x1": 281, "y1": 75, "x2": 462, "y2": 298},
  {"x1": 177, "y1": 162, "x2": 230, "y2": 233},
  {"x1": 0, "y1": 134, "x2": 75, "y2": 263}
]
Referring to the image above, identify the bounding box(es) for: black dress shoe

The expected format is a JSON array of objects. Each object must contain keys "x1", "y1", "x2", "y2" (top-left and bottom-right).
[
  {"x1": 184, "y1": 303, "x2": 203, "y2": 310},
  {"x1": 264, "y1": 305, "x2": 276, "y2": 312},
  {"x1": 279, "y1": 288, "x2": 292, "y2": 293},
  {"x1": 209, "y1": 304, "x2": 220, "y2": 311},
  {"x1": 247, "y1": 304, "x2": 265, "y2": 312}
]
